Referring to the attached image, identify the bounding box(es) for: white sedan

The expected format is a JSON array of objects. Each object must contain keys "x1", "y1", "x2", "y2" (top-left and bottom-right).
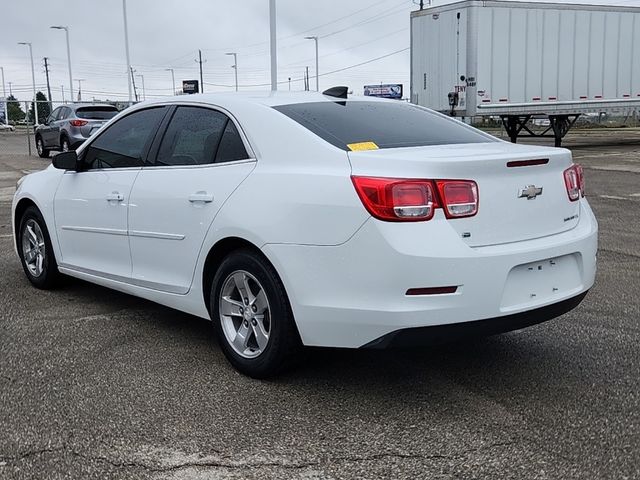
[{"x1": 12, "y1": 89, "x2": 597, "y2": 377}]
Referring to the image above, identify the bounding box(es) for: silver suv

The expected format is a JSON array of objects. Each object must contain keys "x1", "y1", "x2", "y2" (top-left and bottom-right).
[{"x1": 35, "y1": 104, "x2": 119, "y2": 158}]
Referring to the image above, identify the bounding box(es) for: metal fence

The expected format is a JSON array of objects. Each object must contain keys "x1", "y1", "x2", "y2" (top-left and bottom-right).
[{"x1": 0, "y1": 100, "x2": 129, "y2": 157}]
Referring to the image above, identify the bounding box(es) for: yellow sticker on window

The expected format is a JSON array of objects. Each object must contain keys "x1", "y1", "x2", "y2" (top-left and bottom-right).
[{"x1": 347, "y1": 141, "x2": 379, "y2": 151}]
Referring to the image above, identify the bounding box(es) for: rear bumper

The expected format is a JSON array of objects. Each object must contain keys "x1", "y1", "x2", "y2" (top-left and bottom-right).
[
  {"x1": 263, "y1": 199, "x2": 598, "y2": 349},
  {"x1": 362, "y1": 291, "x2": 588, "y2": 348}
]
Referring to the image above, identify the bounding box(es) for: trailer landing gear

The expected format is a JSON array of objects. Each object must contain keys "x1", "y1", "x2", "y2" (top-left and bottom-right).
[{"x1": 500, "y1": 114, "x2": 580, "y2": 147}]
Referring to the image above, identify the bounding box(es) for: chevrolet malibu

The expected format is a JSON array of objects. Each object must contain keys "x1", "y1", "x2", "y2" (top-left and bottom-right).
[{"x1": 12, "y1": 89, "x2": 597, "y2": 377}]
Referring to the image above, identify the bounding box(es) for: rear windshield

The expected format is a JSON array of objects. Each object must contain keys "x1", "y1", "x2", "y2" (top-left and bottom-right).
[
  {"x1": 76, "y1": 106, "x2": 119, "y2": 120},
  {"x1": 273, "y1": 101, "x2": 493, "y2": 151}
]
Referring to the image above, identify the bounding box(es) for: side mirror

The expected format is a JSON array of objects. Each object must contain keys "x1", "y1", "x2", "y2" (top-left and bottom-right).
[{"x1": 52, "y1": 151, "x2": 79, "y2": 171}]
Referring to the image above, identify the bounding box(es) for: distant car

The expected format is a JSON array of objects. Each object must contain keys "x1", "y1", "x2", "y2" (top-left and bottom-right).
[
  {"x1": 13, "y1": 91, "x2": 597, "y2": 377},
  {"x1": 0, "y1": 123, "x2": 15, "y2": 132},
  {"x1": 35, "y1": 104, "x2": 119, "y2": 158}
]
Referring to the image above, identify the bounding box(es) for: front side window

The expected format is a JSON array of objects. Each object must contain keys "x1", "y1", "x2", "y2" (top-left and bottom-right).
[
  {"x1": 155, "y1": 106, "x2": 249, "y2": 166},
  {"x1": 82, "y1": 107, "x2": 166, "y2": 169},
  {"x1": 48, "y1": 107, "x2": 62, "y2": 124},
  {"x1": 273, "y1": 101, "x2": 495, "y2": 151}
]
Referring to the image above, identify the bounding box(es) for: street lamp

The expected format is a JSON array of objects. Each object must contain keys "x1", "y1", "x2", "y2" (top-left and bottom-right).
[
  {"x1": 0, "y1": 67, "x2": 8, "y2": 125},
  {"x1": 50, "y1": 26, "x2": 74, "y2": 102},
  {"x1": 165, "y1": 68, "x2": 176, "y2": 95},
  {"x1": 18, "y1": 42, "x2": 38, "y2": 125},
  {"x1": 122, "y1": 0, "x2": 133, "y2": 105},
  {"x1": 136, "y1": 74, "x2": 145, "y2": 100},
  {"x1": 225, "y1": 53, "x2": 238, "y2": 92},
  {"x1": 304, "y1": 36, "x2": 319, "y2": 91}
]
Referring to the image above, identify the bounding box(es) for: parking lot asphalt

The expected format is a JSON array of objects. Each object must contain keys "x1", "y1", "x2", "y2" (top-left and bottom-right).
[{"x1": 0, "y1": 129, "x2": 638, "y2": 479}]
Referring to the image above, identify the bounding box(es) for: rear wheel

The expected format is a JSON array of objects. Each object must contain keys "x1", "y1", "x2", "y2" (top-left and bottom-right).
[
  {"x1": 210, "y1": 250, "x2": 300, "y2": 378},
  {"x1": 18, "y1": 206, "x2": 61, "y2": 289},
  {"x1": 60, "y1": 135, "x2": 70, "y2": 152},
  {"x1": 35, "y1": 136, "x2": 50, "y2": 158}
]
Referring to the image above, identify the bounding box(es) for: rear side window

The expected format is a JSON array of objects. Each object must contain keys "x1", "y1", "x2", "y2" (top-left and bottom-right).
[
  {"x1": 155, "y1": 106, "x2": 248, "y2": 166},
  {"x1": 76, "y1": 106, "x2": 119, "y2": 120},
  {"x1": 273, "y1": 101, "x2": 494, "y2": 151},
  {"x1": 83, "y1": 107, "x2": 166, "y2": 169}
]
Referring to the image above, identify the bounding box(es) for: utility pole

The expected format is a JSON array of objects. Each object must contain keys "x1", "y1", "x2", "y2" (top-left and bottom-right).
[
  {"x1": 8, "y1": 82, "x2": 12, "y2": 96},
  {"x1": 0, "y1": 66, "x2": 7, "y2": 125},
  {"x1": 165, "y1": 68, "x2": 175, "y2": 95},
  {"x1": 43, "y1": 57, "x2": 53, "y2": 111},
  {"x1": 288, "y1": 77, "x2": 291, "y2": 91},
  {"x1": 61, "y1": 84, "x2": 65, "y2": 103},
  {"x1": 136, "y1": 74, "x2": 145, "y2": 100},
  {"x1": 269, "y1": 0, "x2": 277, "y2": 91},
  {"x1": 304, "y1": 36, "x2": 319, "y2": 91},
  {"x1": 122, "y1": 0, "x2": 133, "y2": 105},
  {"x1": 304, "y1": 67, "x2": 309, "y2": 91},
  {"x1": 195, "y1": 50, "x2": 206, "y2": 93},
  {"x1": 130, "y1": 67, "x2": 138, "y2": 102},
  {"x1": 76, "y1": 79, "x2": 84, "y2": 101},
  {"x1": 225, "y1": 53, "x2": 238, "y2": 91}
]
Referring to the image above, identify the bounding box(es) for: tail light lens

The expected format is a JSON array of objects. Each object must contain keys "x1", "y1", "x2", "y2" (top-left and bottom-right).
[
  {"x1": 436, "y1": 180, "x2": 479, "y2": 218},
  {"x1": 351, "y1": 176, "x2": 478, "y2": 222},
  {"x1": 70, "y1": 119, "x2": 88, "y2": 127},
  {"x1": 564, "y1": 164, "x2": 584, "y2": 201},
  {"x1": 351, "y1": 177, "x2": 436, "y2": 221}
]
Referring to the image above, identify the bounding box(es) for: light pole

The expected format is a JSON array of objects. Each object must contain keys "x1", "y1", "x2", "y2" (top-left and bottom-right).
[
  {"x1": 50, "y1": 26, "x2": 74, "y2": 102},
  {"x1": 304, "y1": 36, "x2": 319, "y2": 91},
  {"x1": 225, "y1": 53, "x2": 238, "y2": 91},
  {"x1": 269, "y1": 0, "x2": 277, "y2": 91},
  {"x1": 76, "y1": 79, "x2": 84, "y2": 101},
  {"x1": 61, "y1": 84, "x2": 65, "y2": 103},
  {"x1": 136, "y1": 74, "x2": 145, "y2": 100},
  {"x1": 122, "y1": 0, "x2": 133, "y2": 105},
  {"x1": 18, "y1": 42, "x2": 38, "y2": 125},
  {"x1": 165, "y1": 68, "x2": 175, "y2": 95},
  {"x1": 0, "y1": 67, "x2": 7, "y2": 125}
]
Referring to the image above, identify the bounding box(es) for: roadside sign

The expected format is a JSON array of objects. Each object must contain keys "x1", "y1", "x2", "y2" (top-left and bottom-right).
[
  {"x1": 182, "y1": 80, "x2": 200, "y2": 94},
  {"x1": 364, "y1": 84, "x2": 403, "y2": 99}
]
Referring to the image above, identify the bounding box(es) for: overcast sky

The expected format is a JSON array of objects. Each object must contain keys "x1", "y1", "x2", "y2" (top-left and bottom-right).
[{"x1": 3, "y1": 0, "x2": 639, "y2": 103}]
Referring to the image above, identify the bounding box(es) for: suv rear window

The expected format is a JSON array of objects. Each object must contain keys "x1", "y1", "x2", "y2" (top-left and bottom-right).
[
  {"x1": 76, "y1": 106, "x2": 119, "y2": 120},
  {"x1": 273, "y1": 101, "x2": 493, "y2": 151}
]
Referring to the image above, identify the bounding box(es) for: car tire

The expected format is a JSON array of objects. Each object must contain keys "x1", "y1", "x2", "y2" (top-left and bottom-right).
[
  {"x1": 210, "y1": 249, "x2": 301, "y2": 378},
  {"x1": 35, "y1": 135, "x2": 50, "y2": 158},
  {"x1": 18, "y1": 206, "x2": 61, "y2": 289},
  {"x1": 60, "y1": 135, "x2": 70, "y2": 152}
]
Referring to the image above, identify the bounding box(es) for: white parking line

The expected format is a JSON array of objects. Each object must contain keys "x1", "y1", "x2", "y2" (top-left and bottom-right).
[{"x1": 599, "y1": 195, "x2": 631, "y2": 200}]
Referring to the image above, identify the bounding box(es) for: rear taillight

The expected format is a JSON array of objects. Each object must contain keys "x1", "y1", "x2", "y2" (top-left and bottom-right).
[
  {"x1": 351, "y1": 176, "x2": 478, "y2": 222},
  {"x1": 436, "y1": 180, "x2": 479, "y2": 218},
  {"x1": 564, "y1": 164, "x2": 585, "y2": 201},
  {"x1": 70, "y1": 119, "x2": 88, "y2": 127}
]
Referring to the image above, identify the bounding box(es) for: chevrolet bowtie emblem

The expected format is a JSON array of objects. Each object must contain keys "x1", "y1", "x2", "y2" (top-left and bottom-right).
[{"x1": 518, "y1": 185, "x2": 543, "y2": 200}]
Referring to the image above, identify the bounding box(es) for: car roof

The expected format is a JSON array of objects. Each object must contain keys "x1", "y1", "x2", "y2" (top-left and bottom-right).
[{"x1": 133, "y1": 90, "x2": 392, "y2": 112}]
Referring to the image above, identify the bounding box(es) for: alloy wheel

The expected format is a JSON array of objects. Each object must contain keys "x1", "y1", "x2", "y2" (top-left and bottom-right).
[
  {"x1": 219, "y1": 270, "x2": 271, "y2": 358},
  {"x1": 21, "y1": 219, "x2": 46, "y2": 277}
]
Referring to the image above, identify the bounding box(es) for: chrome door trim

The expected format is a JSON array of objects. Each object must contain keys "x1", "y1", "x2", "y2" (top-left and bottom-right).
[{"x1": 60, "y1": 225, "x2": 127, "y2": 236}]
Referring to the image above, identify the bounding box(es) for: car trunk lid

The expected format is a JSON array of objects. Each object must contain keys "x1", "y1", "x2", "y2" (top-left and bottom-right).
[{"x1": 348, "y1": 142, "x2": 580, "y2": 247}]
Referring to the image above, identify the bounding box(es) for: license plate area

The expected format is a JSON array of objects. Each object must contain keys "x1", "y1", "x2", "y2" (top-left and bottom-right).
[{"x1": 500, "y1": 253, "x2": 583, "y2": 312}]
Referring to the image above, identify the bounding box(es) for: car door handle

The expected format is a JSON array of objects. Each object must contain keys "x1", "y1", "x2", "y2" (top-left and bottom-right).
[
  {"x1": 188, "y1": 192, "x2": 214, "y2": 203},
  {"x1": 106, "y1": 192, "x2": 124, "y2": 202}
]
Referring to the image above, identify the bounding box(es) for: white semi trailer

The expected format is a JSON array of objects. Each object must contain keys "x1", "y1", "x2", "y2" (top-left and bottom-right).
[{"x1": 410, "y1": 0, "x2": 640, "y2": 145}]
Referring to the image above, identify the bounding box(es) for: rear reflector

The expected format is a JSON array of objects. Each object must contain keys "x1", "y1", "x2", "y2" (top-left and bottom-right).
[
  {"x1": 406, "y1": 286, "x2": 458, "y2": 296},
  {"x1": 507, "y1": 159, "x2": 549, "y2": 168}
]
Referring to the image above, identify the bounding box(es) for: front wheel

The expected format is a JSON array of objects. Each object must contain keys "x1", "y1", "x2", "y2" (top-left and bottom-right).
[
  {"x1": 18, "y1": 206, "x2": 61, "y2": 289},
  {"x1": 211, "y1": 250, "x2": 301, "y2": 378}
]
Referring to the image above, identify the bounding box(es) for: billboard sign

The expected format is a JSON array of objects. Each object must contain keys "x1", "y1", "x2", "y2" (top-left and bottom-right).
[
  {"x1": 364, "y1": 84, "x2": 403, "y2": 99},
  {"x1": 182, "y1": 80, "x2": 200, "y2": 94}
]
